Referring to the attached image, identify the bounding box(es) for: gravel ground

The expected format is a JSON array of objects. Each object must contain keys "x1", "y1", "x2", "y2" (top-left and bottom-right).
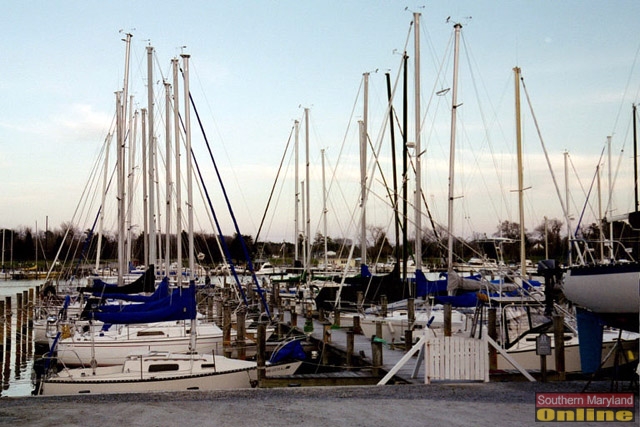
[{"x1": 0, "y1": 381, "x2": 637, "y2": 427}]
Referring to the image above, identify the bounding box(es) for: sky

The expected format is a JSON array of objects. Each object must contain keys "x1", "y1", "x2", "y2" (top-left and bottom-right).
[{"x1": 1, "y1": 1, "x2": 640, "y2": 247}]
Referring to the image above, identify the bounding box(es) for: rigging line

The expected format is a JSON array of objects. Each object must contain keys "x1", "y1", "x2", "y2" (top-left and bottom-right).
[
  {"x1": 173, "y1": 98, "x2": 249, "y2": 305},
  {"x1": 420, "y1": 29, "x2": 454, "y2": 138},
  {"x1": 188, "y1": 60, "x2": 258, "y2": 232},
  {"x1": 188, "y1": 138, "x2": 249, "y2": 308},
  {"x1": 324, "y1": 80, "x2": 361, "y2": 200},
  {"x1": 404, "y1": 144, "x2": 440, "y2": 241},
  {"x1": 188, "y1": 92, "x2": 270, "y2": 317},
  {"x1": 568, "y1": 151, "x2": 601, "y2": 226},
  {"x1": 611, "y1": 39, "x2": 640, "y2": 136},
  {"x1": 48, "y1": 124, "x2": 116, "y2": 280},
  {"x1": 460, "y1": 35, "x2": 511, "y2": 225},
  {"x1": 608, "y1": 142, "x2": 628, "y2": 217},
  {"x1": 570, "y1": 148, "x2": 605, "y2": 238},
  {"x1": 255, "y1": 124, "x2": 295, "y2": 244},
  {"x1": 520, "y1": 73, "x2": 584, "y2": 265},
  {"x1": 367, "y1": 133, "x2": 409, "y2": 240}
]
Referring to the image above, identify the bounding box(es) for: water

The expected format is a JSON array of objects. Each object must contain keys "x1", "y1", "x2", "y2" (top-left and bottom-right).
[{"x1": 0, "y1": 279, "x2": 41, "y2": 397}]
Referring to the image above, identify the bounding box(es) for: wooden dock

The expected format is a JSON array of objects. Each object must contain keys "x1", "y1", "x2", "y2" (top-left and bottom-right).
[{"x1": 267, "y1": 312, "x2": 427, "y2": 385}]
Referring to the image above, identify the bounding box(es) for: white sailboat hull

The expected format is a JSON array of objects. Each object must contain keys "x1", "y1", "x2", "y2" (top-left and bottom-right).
[
  {"x1": 54, "y1": 322, "x2": 229, "y2": 367},
  {"x1": 562, "y1": 263, "x2": 640, "y2": 332},
  {"x1": 497, "y1": 331, "x2": 639, "y2": 372},
  {"x1": 39, "y1": 352, "x2": 301, "y2": 395},
  {"x1": 562, "y1": 263, "x2": 640, "y2": 314}
]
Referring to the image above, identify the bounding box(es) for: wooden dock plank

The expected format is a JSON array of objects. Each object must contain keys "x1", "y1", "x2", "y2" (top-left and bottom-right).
[{"x1": 280, "y1": 312, "x2": 425, "y2": 384}]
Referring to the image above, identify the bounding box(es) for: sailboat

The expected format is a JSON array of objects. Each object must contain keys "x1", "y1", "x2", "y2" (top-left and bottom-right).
[
  {"x1": 562, "y1": 118, "x2": 640, "y2": 335},
  {"x1": 37, "y1": 350, "x2": 301, "y2": 396},
  {"x1": 36, "y1": 42, "x2": 304, "y2": 394},
  {"x1": 560, "y1": 111, "x2": 640, "y2": 374}
]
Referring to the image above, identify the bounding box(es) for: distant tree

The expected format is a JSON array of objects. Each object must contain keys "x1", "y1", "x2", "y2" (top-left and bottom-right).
[
  {"x1": 533, "y1": 218, "x2": 564, "y2": 259},
  {"x1": 368, "y1": 226, "x2": 393, "y2": 261}
]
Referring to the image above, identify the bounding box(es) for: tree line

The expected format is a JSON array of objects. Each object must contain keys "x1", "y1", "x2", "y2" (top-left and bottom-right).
[{"x1": 1, "y1": 215, "x2": 637, "y2": 271}]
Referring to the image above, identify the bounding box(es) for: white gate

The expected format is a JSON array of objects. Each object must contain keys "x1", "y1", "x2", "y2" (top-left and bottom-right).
[{"x1": 424, "y1": 336, "x2": 489, "y2": 384}]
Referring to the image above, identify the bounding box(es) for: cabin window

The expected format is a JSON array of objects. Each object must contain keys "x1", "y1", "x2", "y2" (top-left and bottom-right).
[
  {"x1": 148, "y1": 363, "x2": 180, "y2": 372},
  {"x1": 137, "y1": 331, "x2": 166, "y2": 337}
]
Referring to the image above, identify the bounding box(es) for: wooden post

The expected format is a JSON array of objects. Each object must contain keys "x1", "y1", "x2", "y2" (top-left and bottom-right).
[
  {"x1": 488, "y1": 307, "x2": 497, "y2": 370},
  {"x1": 214, "y1": 297, "x2": 223, "y2": 326},
  {"x1": 236, "y1": 305, "x2": 246, "y2": 360},
  {"x1": 380, "y1": 295, "x2": 388, "y2": 317},
  {"x1": 290, "y1": 308, "x2": 297, "y2": 328},
  {"x1": 323, "y1": 322, "x2": 331, "y2": 344},
  {"x1": 353, "y1": 315, "x2": 362, "y2": 334},
  {"x1": 272, "y1": 281, "x2": 280, "y2": 311},
  {"x1": 375, "y1": 320, "x2": 382, "y2": 339},
  {"x1": 16, "y1": 293, "x2": 23, "y2": 365},
  {"x1": 322, "y1": 322, "x2": 331, "y2": 366},
  {"x1": 356, "y1": 291, "x2": 364, "y2": 309},
  {"x1": 407, "y1": 297, "x2": 415, "y2": 327},
  {"x1": 28, "y1": 288, "x2": 34, "y2": 328},
  {"x1": 278, "y1": 310, "x2": 284, "y2": 339},
  {"x1": 223, "y1": 300, "x2": 232, "y2": 357},
  {"x1": 16, "y1": 293, "x2": 23, "y2": 345},
  {"x1": 303, "y1": 310, "x2": 313, "y2": 334},
  {"x1": 404, "y1": 329, "x2": 413, "y2": 352},
  {"x1": 246, "y1": 282, "x2": 255, "y2": 306},
  {"x1": 444, "y1": 303, "x2": 452, "y2": 337},
  {"x1": 4, "y1": 296, "x2": 11, "y2": 350},
  {"x1": 346, "y1": 329, "x2": 354, "y2": 369},
  {"x1": 553, "y1": 314, "x2": 566, "y2": 380},
  {"x1": 0, "y1": 300, "x2": 4, "y2": 353},
  {"x1": 333, "y1": 308, "x2": 340, "y2": 327},
  {"x1": 256, "y1": 323, "x2": 266, "y2": 385},
  {"x1": 371, "y1": 336, "x2": 383, "y2": 376}
]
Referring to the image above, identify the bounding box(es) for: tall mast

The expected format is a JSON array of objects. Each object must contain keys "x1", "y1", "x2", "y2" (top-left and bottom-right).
[
  {"x1": 385, "y1": 72, "x2": 400, "y2": 269},
  {"x1": 164, "y1": 80, "x2": 172, "y2": 277},
  {"x1": 146, "y1": 45, "x2": 157, "y2": 272},
  {"x1": 294, "y1": 119, "x2": 300, "y2": 265},
  {"x1": 361, "y1": 73, "x2": 369, "y2": 267},
  {"x1": 172, "y1": 58, "x2": 183, "y2": 281},
  {"x1": 634, "y1": 104, "x2": 638, "y2": 212},
  {"x1": 597, "y1": 164, "x2": 604, "y2": 261},
  {"x1": 413, "y1": 12, "x2": 422, "y2": 273},
  {"x1": 607, "y1": 135, "x2": 613, "y2": 262},
  {"x1": 304, "y1": 108, "x2": 311, "y2": 277},
  {"x1": 564, "y1": 151, "x2": 571, "y2": 266},
  {"x1": 141, "y1": 109, "x2": 149, "y2": 269},
  {"x1": 514, "y1": 66, "x2": 526, "y2": 277},
  {"x1": 126, "y1": 100, "x2": 137, "y2": 267},
  {"x1": 96, "y1": 131, "x2": 113, "y2": 273},
  {"x1": 402, "y1": 52, "x2": 409, "y2": 289},
  {"x1": 182, "y1": 54, "x2": 195, "y2": 278},
  {"x1": 121, "y1": 33, "x2": 132, "y2": 139},
  {"x1": 322, "y1": 148, "x2": 328, "y2": 271},
  {"x1": 116, "y1": 91, "x2": 126, "y2": 285},
  {"x1": 446, "y1": 23, "x2": 461, "y2": 275}
]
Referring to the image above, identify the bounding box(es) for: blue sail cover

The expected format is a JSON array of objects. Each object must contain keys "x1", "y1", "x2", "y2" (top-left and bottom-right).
[
  {"x1": 435, "y1": 292, "x2": 479, "y2": 307},
  {"x1": 91, "y1": 282, "x2": 196, "y2": 324},
  {"x1": 82, "y1": 265, "x2": 156, "y2": 296},
  {"x1": 361, "y1": 264, "x2": 372, "y2": 278},
  {"x1": 102, "y1": 277, "x2": 170, "y2": 303},
  {"x1": 415, "y1": 269, "x2": 448, "y2": 297},
  {"x1": 269, "y1": 339, "x2": 306, "y2": 363}
]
